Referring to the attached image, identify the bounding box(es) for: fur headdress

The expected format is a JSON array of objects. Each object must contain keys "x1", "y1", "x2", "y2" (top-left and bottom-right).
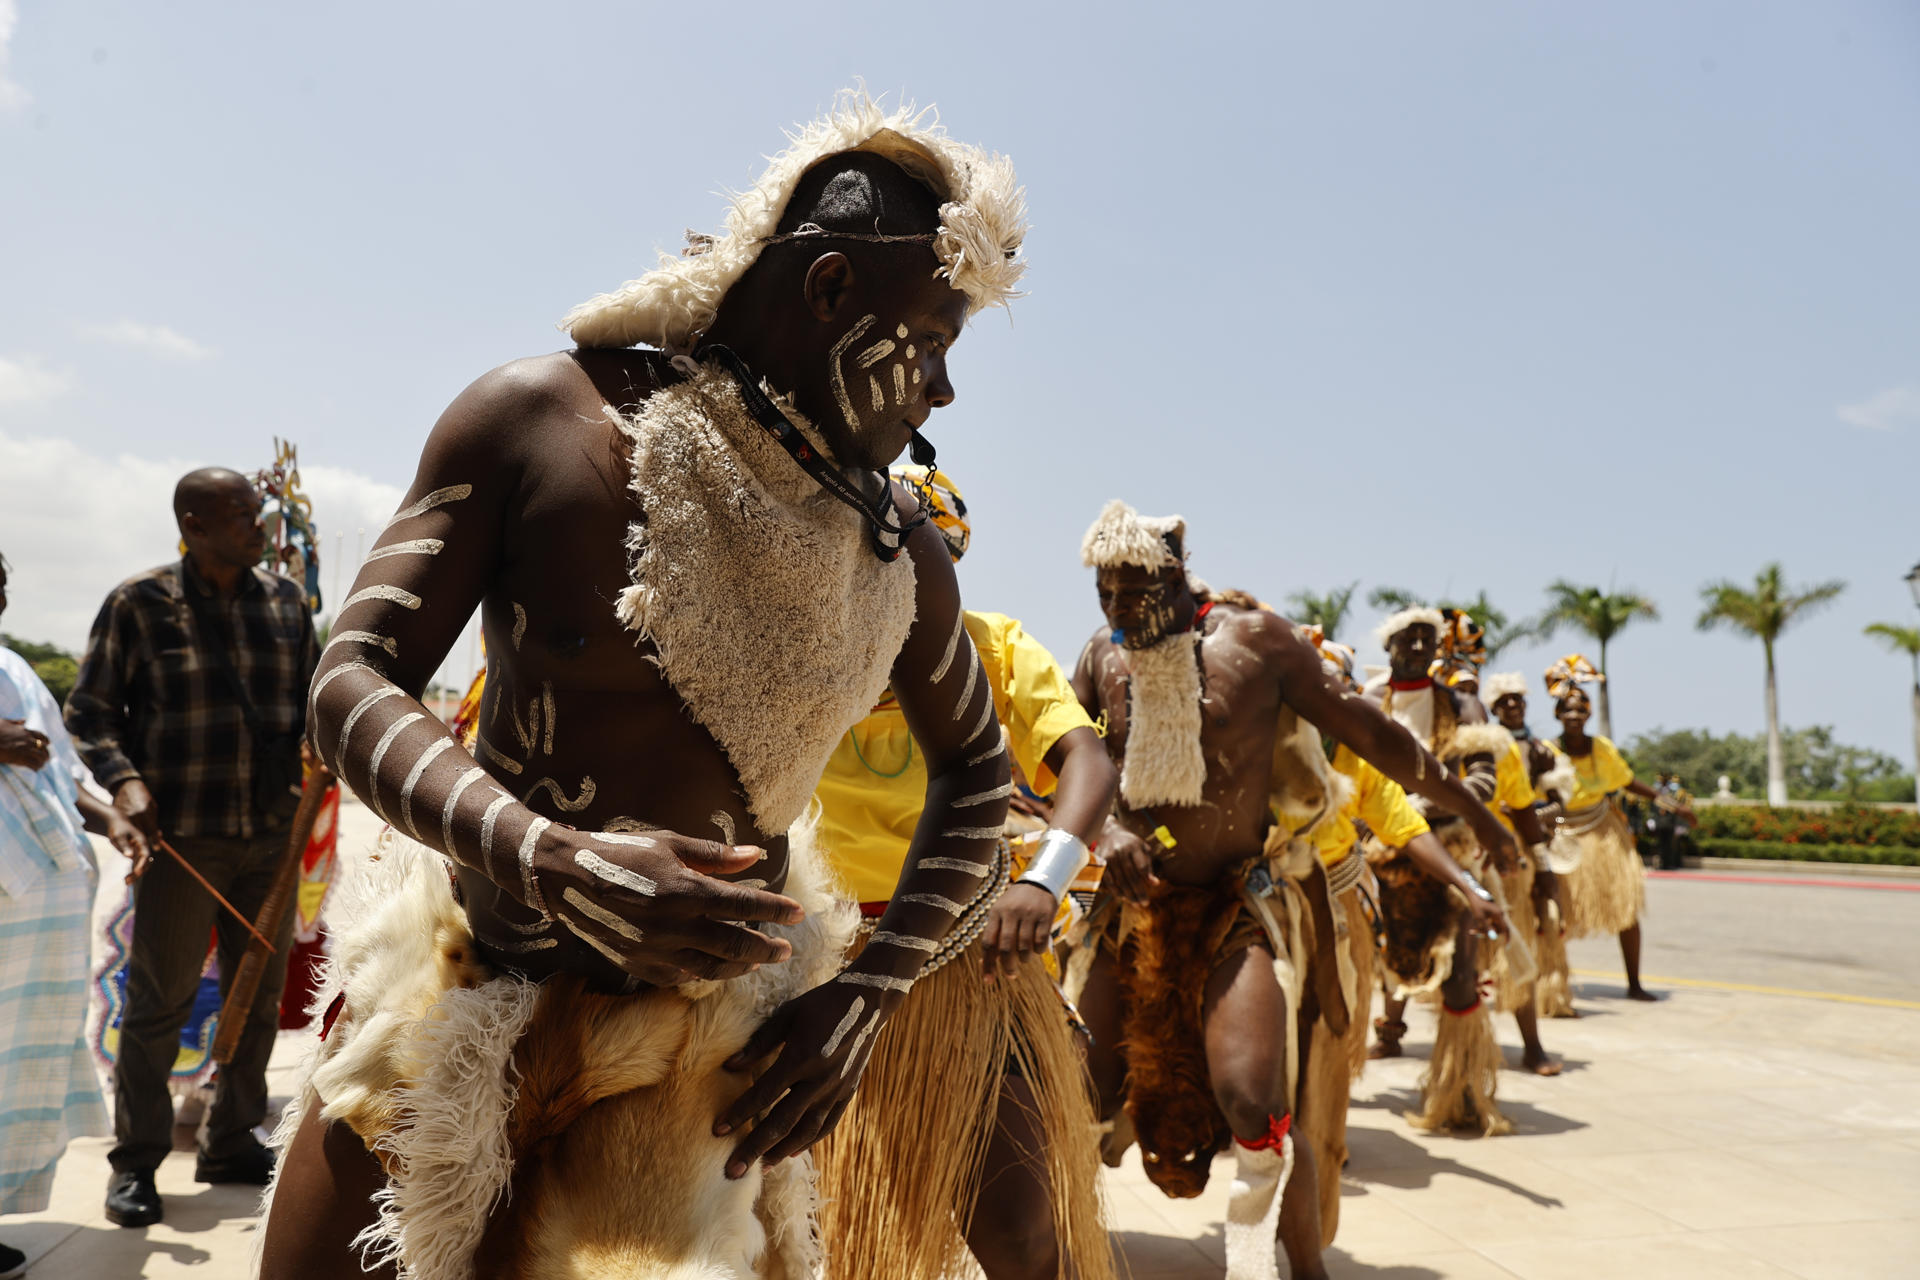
[
  {"x1": 1481, "y1": 671, "x2": 1528, "y2": 705},
  {"x1": 1081, "y1": 500, "x2": 1185, "y2": 571},
  {"x1": 563, "y1": 89, "x2": 1027, "y2": 352},
  {"x1": 1372, "y1": 605, "x2": 1444, "y2": 649}
]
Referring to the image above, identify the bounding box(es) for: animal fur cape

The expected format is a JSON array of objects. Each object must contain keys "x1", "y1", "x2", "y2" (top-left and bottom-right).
[
  {"x1": 614, "y1": 360, "x2": 919, "y2": 833},
  {"x1": 564, "y1": 90, "x2": 1026, "y2": 353}
]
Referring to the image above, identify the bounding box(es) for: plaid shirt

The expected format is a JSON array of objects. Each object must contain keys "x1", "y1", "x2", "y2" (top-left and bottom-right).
[{"x1": 65, "y1": 558, "x2": 318, "y2": 839}]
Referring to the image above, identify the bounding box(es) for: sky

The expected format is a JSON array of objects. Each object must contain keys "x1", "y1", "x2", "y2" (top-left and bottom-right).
[{"x1": 1, "y1": 1, "x2": 1916, "y2": 766}]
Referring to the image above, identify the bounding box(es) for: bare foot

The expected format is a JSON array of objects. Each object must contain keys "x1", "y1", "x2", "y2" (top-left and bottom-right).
[
  {"x1": 1523, "y1": 1050, "x2": 1564, "y2": 1076},
  {"x1": 1625, "y1": 986, "x2": 1660, "y2": 1002},
  {"x1": 1368, "y1": 1039, "x2": 1403, "y2": 1060}
]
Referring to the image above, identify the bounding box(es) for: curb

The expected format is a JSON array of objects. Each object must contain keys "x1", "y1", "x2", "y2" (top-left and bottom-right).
[{"x1": 1682, "y1": 856, "x2": 1920, "y2": 882}]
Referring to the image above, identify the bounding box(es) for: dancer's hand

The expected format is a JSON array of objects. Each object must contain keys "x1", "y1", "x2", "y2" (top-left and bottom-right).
[
  {"x1": 535, "y1": 825, "x2": 805, "y2": 987},
  {"x1": 981, "y1": 883, "x2": 1056, "y2": 980},
  {"x1": 0, "y1": 718, "x2": 49, "y2": 770},
  {"x1": 1100, "y1": 825, "x2": 1160, "y2": 905},
  {"x1": 112, "y1": 779, "x2": 162, "y2": 847},
  {"x1": 1463, "y1": 890, "x2": 1509, "y2": 939},
  {"x1": 1470, "y1": 811, "x2": 1519, "y2": 874},
  {"x1": 715, "y1": 975, "x2": 895, "y2": 1178}
]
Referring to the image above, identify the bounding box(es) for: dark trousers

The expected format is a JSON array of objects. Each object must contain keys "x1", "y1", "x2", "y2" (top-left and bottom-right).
[{"x1": 109, "y1": 829, "x2": 295, "y2": 1173}]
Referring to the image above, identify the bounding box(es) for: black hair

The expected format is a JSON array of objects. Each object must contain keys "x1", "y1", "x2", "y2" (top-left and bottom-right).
[{"x1": 777, "y1": 150, "x2": 942, "y2": 237}]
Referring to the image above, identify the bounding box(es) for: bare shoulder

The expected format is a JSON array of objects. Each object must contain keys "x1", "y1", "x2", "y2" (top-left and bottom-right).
[
  {"x1": 1217, "y1": 604, "x2": 1305, "y2": 663},
  {"x1": 436, "y1": 354, "x2": 589, "y2": 444}
]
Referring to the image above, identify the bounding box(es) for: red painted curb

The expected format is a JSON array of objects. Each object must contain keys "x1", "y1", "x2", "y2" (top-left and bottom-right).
[{"x1": 1645, "y1": 869, "x2": 1920, "y2": 893}]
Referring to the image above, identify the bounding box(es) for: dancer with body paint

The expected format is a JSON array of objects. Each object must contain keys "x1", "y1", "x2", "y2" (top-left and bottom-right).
[
  {"x1": 1068, "y1": 502, "x2": 1517, "y2": 1280},
  {"x1": 257, "y1": 92, "x2": 1029, "y2": 1279},
  {"x1": 1361, "y1": 608, "x2": 1537, "y2": 1132},
  {"x1": 809, "y1": 467, "x2": 1116, "y2": 1280}
]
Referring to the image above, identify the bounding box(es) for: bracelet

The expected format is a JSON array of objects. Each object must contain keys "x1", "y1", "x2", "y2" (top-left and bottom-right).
[
  {"x1": 1528, "y1": 843, "x2": 1552, "y2": 873},
  {"x1": 1016, "y1": 828, "x2": 1091, "y2": 905}
]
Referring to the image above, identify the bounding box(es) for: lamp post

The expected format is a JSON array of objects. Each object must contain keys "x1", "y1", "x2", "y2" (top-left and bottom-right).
[{"x1": 1908, "y1": 564, "x2": 1920, "y2": 805}]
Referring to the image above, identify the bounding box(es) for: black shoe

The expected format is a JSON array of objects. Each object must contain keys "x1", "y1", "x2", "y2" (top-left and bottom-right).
[
  {"x1": 0, "y1": 1241, "x2": 26, "y2": 1277},
  {"x1": 104, "y1": 1170, "x2": 163, "y2": 1228},
  {"x1": 194, "y1": 1140, "x2": 275, "y2": 1187}
]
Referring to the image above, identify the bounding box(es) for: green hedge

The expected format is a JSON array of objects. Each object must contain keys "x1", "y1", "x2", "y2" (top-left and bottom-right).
[
  {"x1": 1693, "y1": 804, "x2": 1920, "y2": 849},
  {"x1": 1693, "y1": 838, "x2": 1920, "y2": 867}
]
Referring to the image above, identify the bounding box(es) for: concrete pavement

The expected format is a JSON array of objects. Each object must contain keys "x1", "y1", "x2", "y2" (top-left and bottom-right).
[{"x1": 9, "y1": 823, "x2": 1919, "y2": 1277}]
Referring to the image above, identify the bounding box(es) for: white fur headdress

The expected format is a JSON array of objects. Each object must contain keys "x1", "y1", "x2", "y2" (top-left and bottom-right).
[
  {"x1": 1482, "y1": 671, "x2": 1528, "y2": 704},
  {"x1": 563, "y1": 89, "x2": 1027, "y2": 352},
  {"x1": 1081, "y1": 500, "x2": 1185, "y2": 571},
  {"x1": 1372, "y1": 605, "x2": 1444, "y2": 649}
]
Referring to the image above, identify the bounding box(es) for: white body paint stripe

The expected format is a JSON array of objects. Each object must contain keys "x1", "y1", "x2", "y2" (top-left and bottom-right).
[
  {"x1": 388, "y1": 484, "x2": 473, "y2": 523},
  {"x1": 867, "y1": 931, "x2": 939, "y2": 952},
  {"x1": 941, "y1": 825, "x2": 1003, "y2": 841},
  {"x1": 595, "y1": 830, "x2": 660, "y2": 848},
  {"x1": 476, "y1": 737, "x2": 523, "y2": 775},
  {"x1": 828, "y1": 314, "x2": 878, "y2": 431},
  {"x1": 337, "y1": 686, "x2": 402, "y2": 758},
  {"x1": 479, "y1": 794, "x2": 514, "y2": 869},
  {"x1": 566, "y1": 887, "x2": 646, "y2": 942},
  {"x1": 821, "y1": 996, "x2": 867, "y2": 1055},
  {"x1": 841, "y1": 1010, "x2": 882, "y2": 1078},
  {"x1": 498, "y1": 912, "x2": 552, "y2": 935},
  {"x1": 523, "y1": 775, "x2": 596, "y2": 812},
  {"x1": 916, "y1": 857, "x2": 989, "y2": 876},
  {"x1": 961, "y1": 697, "x2": 996, "y2": 748},
  {"x1": 711, "y1": 810, "x2": 736, "y2": 845},
  {"x1": 341, "y1": 584, "x2": 423, "y2": 613},
  {"x1": 953, "y1": 783, "x2": 1013, "y2": 807},
  {"x1": 367, "y1": 713, "x2": 426, "y2": 793},
  {"x1": 899, "y1": 893, "x2": 966, "y2": 916},
  {"x1": 892, "y1": 363, "x2": 907, "y2": 405},
  {"x1": 483, "y1": 935, "x2": 558, "y2": 953},
  {"x1": 309, "y1": 660, "x2": 372, "y2": 705},
  {"x1": 838, "y1": 972, "x2": 913, "y2": 993},
  {"x1": 364, "y1": 538, "x2": 444, "y2": 562},
  {"x1": 965, "y1": 741, "x2": 1006, "y2": 769},
  {"x1": 575, "y1": 849, "x2": 657, "y2": 897},
  {"x1": 931, "y1": 613, "x2": 965, "y2": 684},
  {"x1": 441, "y1": 767, "x2": 488, "y2": 853},
  {"x1": 518, "y1": 816, "x2": 552, "y2": 917},
  {"x1": 511, "y1": 603, "x2": 527, "y2": 650},
  {"x1": 324, "y1": 630, "x2": 398, "y2": 657},
  {"x1": 562, "y1": 919, "x2": 628, "y2": 969},
  {"x1": 950, "y1": 650, "x2": 979, "y2": 722},
  {"x1": 868, "y1": 375, "x2": 885, "y2": 413},
  {"x1": 541, "y1": 683, "x2": 555, "y2": 755},
  {"x1": 398, "y1": 736, "x2": 456, "y2": 835}
]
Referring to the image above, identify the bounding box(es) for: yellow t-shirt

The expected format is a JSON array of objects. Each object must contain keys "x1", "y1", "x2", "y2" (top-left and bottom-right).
[
  {"x1": 1491, "y1": 742, "x2": 1538, "y2": 835},
  {"x1": 813, "y1": 611, "x2": 1094, "y2": 903},
  {"x1": 1314, "y1": 744, "x2": 1431, "y2": 865},
  {"x1": 1563, "y1": 735, "x2": 1634, "y2": 809}
]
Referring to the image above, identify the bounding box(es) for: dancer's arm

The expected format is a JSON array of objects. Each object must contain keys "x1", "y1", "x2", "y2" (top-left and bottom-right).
[
  {"x1": 718, "y1": 505, "x2": 1011, "y2": 1176},
  {"x1": 308, "y1": 371, "x2": 803, "y2": 988}
]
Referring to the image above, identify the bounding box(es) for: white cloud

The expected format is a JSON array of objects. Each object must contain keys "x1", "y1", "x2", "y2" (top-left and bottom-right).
[
  {"x1": 1836, "y1": 385, "x2": 1920, "y2": 432},
  {"x1": 79, "y1": 320, "x2": 218, "y2": 362},
  {"x1": 0, "y1": 354, "x2": 74, "y2": 404},
  {"x1": 0, "y1": 0, "x2": 27, "y2": 112}
]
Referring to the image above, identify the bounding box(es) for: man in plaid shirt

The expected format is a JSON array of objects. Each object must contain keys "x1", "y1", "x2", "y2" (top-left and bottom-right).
[{"x1": 66, "y1": 467, "x2": 318, "y2": 1228}]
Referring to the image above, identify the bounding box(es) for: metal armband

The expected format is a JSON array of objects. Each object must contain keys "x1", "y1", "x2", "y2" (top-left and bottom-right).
[{"x1": 1016, "y1": 828, "x2": 1091, "y2": 905}]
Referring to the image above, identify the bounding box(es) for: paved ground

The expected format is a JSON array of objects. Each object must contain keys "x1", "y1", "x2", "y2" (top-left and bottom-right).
[{"x1": 8, "y1": 811, "x2": 1919, "y2": 1277}]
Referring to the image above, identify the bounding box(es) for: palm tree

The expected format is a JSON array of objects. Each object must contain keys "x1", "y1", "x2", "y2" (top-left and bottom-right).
[
  {"x1": 1535, "y1": 582, "x2": 1660, "y2": 738},
  {"x1": 1366, "y1": 586, "x2": 1538, "y2": 662},
  {"x1": 1285, "y1": 581, "x2": 1359, "y2": 640},
  {"x1": 1864, "y1": 622, "x2": 1920, "y2": 803},
  {"x1": 1696, "y1": 565, "x2": 1846, "y2": 805}
]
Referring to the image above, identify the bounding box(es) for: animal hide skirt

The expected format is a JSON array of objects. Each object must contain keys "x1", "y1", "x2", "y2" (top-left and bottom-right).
[
  {"x1": 1559, "y1": 801, "x2": 1645, "y2": 938},
  {"x1": 1296, "y1": 859, "x2": 1375, "y2": 1250},
  {"x1": 813, "y1": 932, "x2": 1112, "y2": 1280},
  {"x1": 256, "y1": 828, "x2": 855, "y2": 1280}
]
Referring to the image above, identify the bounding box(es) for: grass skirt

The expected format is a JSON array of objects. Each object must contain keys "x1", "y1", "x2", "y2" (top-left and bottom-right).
[
  {"x1": 1491, "y1": 862, "x2": 1538, "y2": 1015},
  {"x1": 1560, "y1": 802, "x2": 1644, "y2": 938},
  {"x1": 1534, "y1": 897, "x2": 1576, "y2": 1017},
  {"x1": 813, "y1": 938, "x2": 1111, "y2": 1280},
  {"x1": 1408, "y1": 987, "x2": 1511, "y2": 1137}
]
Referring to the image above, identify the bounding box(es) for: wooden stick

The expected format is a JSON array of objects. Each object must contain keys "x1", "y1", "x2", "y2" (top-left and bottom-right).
[
  {"x1": 211, "y1": 768, "x2": 333, "y2": 1066},
  {"x1": 154, "y1": 837, "x2": 276, "y2": 953}
]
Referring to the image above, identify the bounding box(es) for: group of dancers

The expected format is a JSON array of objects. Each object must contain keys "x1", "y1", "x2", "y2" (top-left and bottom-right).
[{"x1": 252, "y1": 92, "x2": 1675, "y2": 1280}]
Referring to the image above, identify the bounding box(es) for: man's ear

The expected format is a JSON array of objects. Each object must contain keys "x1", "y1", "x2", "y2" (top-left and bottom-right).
[{"x1": 802, "y1": 251, "x2": 856, "y2": 322}]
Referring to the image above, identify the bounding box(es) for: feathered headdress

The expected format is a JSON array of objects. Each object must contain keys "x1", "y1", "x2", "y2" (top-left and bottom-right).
[
  {"x1": 563, "y1": 89, "x2": 1027, "y2": 352},
  {"x1": 1544, "y1": 654, "x2": 1605, "y2": 701},
  {"x1": 1372, "y1": 605, "x2": 1445, "y2": 649},
  {"x1": 1081, "y1": 500, "x2": 1186, "y2": 571}
]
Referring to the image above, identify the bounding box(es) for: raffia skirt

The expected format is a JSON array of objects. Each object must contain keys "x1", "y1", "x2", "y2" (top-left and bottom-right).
[{"x1": 1559, "y1": 801, "x2": 1645, "y2": 938}]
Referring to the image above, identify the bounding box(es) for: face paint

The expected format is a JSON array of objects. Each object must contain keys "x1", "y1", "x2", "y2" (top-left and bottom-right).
[
  {"x1": 905, "y1": 345, "x2": 915, "y2": 359},
  {"x1": 827, "y1": 314, "x2": 879, "y2": 432},
  {"x1": 916, "y1": 856, "x2": 991, "y2": 875},
  {"x1": 939, "y1": 825, "x2": 1002, "y2": 841},
  {"x1": 511, "y1": 603, "x2": 527, "y2": 651},
  {"x1": 896, "y1": 324, "x2": 909, "y2": 339},
  {"x1": 898, "y1": 892, "x2": 966, "y2": 916},
  {"x1": 931, "y1": 612, "x2": 966, "y2": 684},
  {"x1": 340, "y1": 584, "x2": 422, "y2": 613},
  {"x1": 855, "y1": 339, "x2": 896, "y2": 369},
  {"x1": 477, "y1": 737, "x2": 524, "y2": 775},
  {"x1": 561, "y1": 887, "x2": 640, "y2": 941},
  {"x1": 821, "y1": 996, "x2": 867, "y2": 1055},
  {"x1": 911, "y1": 368, "x2": 921, "y2": 386},
  {"x1": 441, "y1": 767, "x2": 488, "y2": 852},
  {"x1": 387, "y1": 484, "x2": 473, "y2": 524},
  {"x1": 325, "y1": 630, "x2": 398, "y2": 657},
  {"x1": 523, "y1": 775, "x2": 597, "y2": 812},
  {"x1": 868, "y1": 375, "x2": 886, "y2": 414},
  {"x1": 952, "y1": 782, "x2": 1013, "y2": 807},
  {"x1": 892, "y1": 363, "x2": 907, "y2": 405},
  {"x1": 364, "y1": 538, "x2": 444, "y2": 562},
  {"x1": 574, "y1": 848, "x2": 657, "y2": 897},
  {"x1": 398, "y1": 736, "x2": 456, "y2": 836}
]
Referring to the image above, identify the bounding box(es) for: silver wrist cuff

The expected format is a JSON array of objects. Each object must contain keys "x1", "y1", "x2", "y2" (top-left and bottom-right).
[{"x1": 1016, "y1": 828, "x2": 1090, "y2": 905}]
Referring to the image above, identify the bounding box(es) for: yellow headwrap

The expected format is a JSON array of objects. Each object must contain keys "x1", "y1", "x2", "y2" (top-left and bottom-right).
[
  {"x1": 1544, "y1": 654, "x2": 1605, "y2": 702},
  {"x1": 1302, "y1": 624, "x2": 1360, "y2": 691}
]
